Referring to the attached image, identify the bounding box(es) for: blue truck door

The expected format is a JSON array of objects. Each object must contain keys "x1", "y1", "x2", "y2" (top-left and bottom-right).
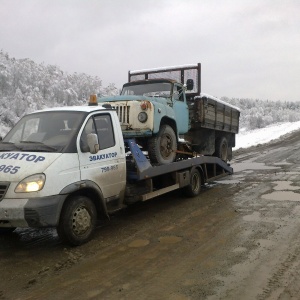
[{"x1": 172, "y1": 84, "x2": 189, "y2": 134}]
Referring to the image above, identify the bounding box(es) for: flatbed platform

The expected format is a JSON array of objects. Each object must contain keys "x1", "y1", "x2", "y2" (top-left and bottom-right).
[{"x1": 124, "y1": 139, "x2": 233, "y2": 203}]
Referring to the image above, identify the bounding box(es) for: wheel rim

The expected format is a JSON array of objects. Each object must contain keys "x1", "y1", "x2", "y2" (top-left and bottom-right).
[
  {"x1": 191, "y1": 172, "x2": 200, "y2": 193},
  {"x1": 72, "y1": 205, "x2": 91, "y2": 236},
  {"x1": 160, "y1": 133, "x2": 174, "y2": 159}
]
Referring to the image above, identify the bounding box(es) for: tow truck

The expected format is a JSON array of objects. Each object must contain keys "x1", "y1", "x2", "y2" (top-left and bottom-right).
[{"x1": 0, "y1": 98, "x2": 233, "y2": 245}]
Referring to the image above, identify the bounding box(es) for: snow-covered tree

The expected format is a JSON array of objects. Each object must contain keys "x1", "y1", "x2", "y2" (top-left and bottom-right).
[
  {"x1": 0, "y1": 51, "x2": 111, "y2": 136},
  {"x1": 222, "y1": 97, "x2": 300, "y2": 130},
  {"x1": 14, "y1": 88, "x2": 26, "y2": 117}
]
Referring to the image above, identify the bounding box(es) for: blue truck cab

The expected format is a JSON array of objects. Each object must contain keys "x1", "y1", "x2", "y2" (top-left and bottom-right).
[{"x1": 98, "y1": 69, "x2": 197, "y2": 165}]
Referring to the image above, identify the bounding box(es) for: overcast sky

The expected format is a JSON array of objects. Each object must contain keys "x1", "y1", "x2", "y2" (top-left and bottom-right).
[{"x1": 0, "y1": 0, "x2": 299, "y2": 101}]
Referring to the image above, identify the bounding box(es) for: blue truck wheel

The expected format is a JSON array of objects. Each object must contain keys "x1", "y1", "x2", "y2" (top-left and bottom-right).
[{"x1": 148, "y1": 124, "x2": 177, "y2": 165}]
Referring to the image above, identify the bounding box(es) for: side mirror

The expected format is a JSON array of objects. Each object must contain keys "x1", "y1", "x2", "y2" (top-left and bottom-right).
[
  {"x1": 87, "y1": 133, "x2": 99, "y2": 154},
  {"x1": 186, "y1": 79, "x2": 194, "y2": 91}
]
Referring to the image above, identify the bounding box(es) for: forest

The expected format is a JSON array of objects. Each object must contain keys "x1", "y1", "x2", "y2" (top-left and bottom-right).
[
  {"x1": 223, "y1": 96, "x2": 300, "y2": 130},
  {"x1": 1, "y1": 50, "x2": 300, "y2": 136}
]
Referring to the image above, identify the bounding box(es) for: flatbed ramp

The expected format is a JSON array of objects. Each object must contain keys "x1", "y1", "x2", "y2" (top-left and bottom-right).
[{"x1": 125, "y1": 139, "x2": 233, "y2": 203}]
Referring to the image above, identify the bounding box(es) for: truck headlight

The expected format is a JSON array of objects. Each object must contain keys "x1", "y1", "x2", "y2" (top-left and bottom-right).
[
  {"x1": 15, "y1": 174, "x2": 46, "y2": 193},
  {"x1": 138, "y1": 112, "x2": 148, "y2": 123}
]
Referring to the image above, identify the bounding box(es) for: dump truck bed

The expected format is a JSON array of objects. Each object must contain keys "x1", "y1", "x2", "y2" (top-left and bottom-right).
[{"x1": 188, "y1": 93, "x2": 240, "y2": 134}]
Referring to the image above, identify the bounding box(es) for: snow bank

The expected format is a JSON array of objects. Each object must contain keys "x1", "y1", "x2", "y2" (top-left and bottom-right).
[{"x1": 235, "y1": 121, "x2": 300, "y2": 150}]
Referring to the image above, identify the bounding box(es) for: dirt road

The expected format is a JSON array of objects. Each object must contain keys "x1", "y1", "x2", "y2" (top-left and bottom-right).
[{"x1": 1, "y1": 130, "x2": 300, "y2": 300}]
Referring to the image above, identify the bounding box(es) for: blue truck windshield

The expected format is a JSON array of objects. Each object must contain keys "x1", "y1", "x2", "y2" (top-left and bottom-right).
[{"x1": 121, "y1": 82, "x2": 172, "y2": 98}]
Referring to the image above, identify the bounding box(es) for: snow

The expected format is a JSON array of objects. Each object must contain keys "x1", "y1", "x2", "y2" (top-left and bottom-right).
[
  {"x1": 235, "y1": 121, "x2": 300, "y2": 150},
  {"x1": 197, "y1": 93, "x2": 241, "y2": 111}
]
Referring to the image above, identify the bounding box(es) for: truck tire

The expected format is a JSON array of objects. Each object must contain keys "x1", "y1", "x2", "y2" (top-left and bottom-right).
[
  {"x1": 184, "y1": 168, "x2": 202, "y2": 197},
  {"x1": 57, "y1": 195, "x2": 97, "y2": 246},
  {"x1": 215, "y1": 137, "x2": 228, "y2": 162},
  {"x1": 148, "y1": 124, "x2": 177, "y2": 165}
]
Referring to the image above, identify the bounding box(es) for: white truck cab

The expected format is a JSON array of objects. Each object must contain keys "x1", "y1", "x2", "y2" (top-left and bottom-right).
[{"x1": 0, "y1": 105, "x2": 126, "y2": 245}]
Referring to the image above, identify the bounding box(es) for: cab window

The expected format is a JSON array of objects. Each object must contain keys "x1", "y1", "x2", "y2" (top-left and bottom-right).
[
  {"x1": 173, "y1": 85, "x2": 184, "y2": 102},
  {"x1": 94, "y1": 114, "x2": 115, "y2": 149},
  {"x1": 80, "y1": 114, "x2": 115, "y2": 152}
]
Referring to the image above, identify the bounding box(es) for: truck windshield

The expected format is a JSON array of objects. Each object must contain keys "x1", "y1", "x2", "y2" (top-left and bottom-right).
[
  {"x1": 121, "y1": 82, "x2": 172, "y2": 98},
  {"x1": 0, "y1": 111, "x2": 85, "y2": 152}
]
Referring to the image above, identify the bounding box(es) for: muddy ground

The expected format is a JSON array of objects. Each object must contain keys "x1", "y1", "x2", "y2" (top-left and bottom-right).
[{"x1": 1, "y1": 130, "x2": 300, "y2": 300}]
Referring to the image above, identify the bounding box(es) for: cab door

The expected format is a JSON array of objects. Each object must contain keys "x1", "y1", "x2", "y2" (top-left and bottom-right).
[
  {"x1": 78, "y1": 113, "x2": 126, "y2": 201},
  {"x1": 172, "y1": 84, "x2": 189, "y2": 134}
]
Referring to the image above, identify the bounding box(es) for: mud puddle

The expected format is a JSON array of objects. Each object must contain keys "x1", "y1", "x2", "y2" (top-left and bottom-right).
[
  {"x1": 232, "y1": 161, "x2": 279, "y2": 173},
  {"x1": 262, "y1": 191, "x2": 300, "y2": 201},
  {"x1": 261, "y1": 180, "x2": 300, "y2": 202}
]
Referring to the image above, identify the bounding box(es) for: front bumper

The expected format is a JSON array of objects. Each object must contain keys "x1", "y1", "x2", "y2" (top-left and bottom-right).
[
  {"x1": 122, "y1": 129, "x2": 153, "y2": 138},
  {"x1": 0, "y1": 195, "x2": 67, "y2": 228}
]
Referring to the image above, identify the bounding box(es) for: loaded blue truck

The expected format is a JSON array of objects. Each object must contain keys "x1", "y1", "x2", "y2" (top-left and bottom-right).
[{"x1": 98, "y1": 63, "x2": 240, "y2": 165}]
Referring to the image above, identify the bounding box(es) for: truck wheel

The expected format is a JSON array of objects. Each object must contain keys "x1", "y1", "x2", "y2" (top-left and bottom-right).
[
  {"x1": 184, "y1": 168, "x2": 202, "y2": 197},
  {"x1": 215, "y1": 137, "x2": 228, "y2": 161},
  {"x1": 57, "y1": 195, "x2": 97, "y2": 246},
  {"x1": 148, "y1": 124, "x2": 177, "y2": 164}
]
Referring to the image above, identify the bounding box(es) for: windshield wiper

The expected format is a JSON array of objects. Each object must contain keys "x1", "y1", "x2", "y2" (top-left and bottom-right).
[
  {"x1": 18, "y1": 141, "x2": 57, "y2": 151},
  {"x1": 0, "y1": 141, "x2": 22, "y2": 151},
  {"x1": 19, "y1": 140, "x2": 42, "y2": 144}
]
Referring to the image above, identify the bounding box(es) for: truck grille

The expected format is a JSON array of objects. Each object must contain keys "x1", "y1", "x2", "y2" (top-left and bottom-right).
[
  {"x1": 0, "y1": 182, "x2": 9, "y2": 201},
  {"x1": 112, "y1": 104, "x2": 130, "y2": 124}
]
